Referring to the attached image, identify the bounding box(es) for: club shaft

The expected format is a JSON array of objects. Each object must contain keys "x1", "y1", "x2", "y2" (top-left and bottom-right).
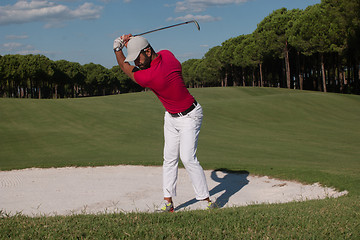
[{"x1": 134, "y1": 21, "x2": 197, "y2": 37}]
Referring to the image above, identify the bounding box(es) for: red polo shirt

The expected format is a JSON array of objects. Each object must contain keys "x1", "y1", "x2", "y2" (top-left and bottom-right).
[{"x1": 134, "y1": 50, "x2": 195, "y2": 114}]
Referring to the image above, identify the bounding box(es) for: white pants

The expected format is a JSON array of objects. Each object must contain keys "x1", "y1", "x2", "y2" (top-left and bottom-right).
[{"x1": 163, "y1": 103, "x2": 210, "y2": 200}]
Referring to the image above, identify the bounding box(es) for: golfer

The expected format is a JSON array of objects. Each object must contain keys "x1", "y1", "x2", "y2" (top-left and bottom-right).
[{"x1": 113, "y1": 34, "x2": 215, "y2": 212}]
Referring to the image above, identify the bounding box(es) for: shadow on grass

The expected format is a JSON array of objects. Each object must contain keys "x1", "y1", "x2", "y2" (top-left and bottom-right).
[{"x1": 175, "y1": 168, "x2": 249, "y2": 211}]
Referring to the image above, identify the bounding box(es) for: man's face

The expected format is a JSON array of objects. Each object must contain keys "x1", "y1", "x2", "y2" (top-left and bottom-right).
[{"x1": 134, "y1": 49, "x2": 151, "y2": 70}]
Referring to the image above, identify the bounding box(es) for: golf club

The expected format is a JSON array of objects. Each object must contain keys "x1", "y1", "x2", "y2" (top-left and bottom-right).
[{"x1": 134, "y1": 20, "x2": 200, "y2": 37}]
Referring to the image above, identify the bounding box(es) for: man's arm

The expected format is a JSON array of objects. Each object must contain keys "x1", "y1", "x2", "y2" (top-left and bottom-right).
[
  {"x1": 113, "y1": 34, "x2": 137, "y2": 83},
  {"x1": 114, "y1": 50, "x2": 136, "y2": 82}
]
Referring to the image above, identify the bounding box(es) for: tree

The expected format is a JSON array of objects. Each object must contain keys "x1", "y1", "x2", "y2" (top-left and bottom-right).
[
  {"x1": 182, "y1": 59, "x2": 200, "y2": 88},
  {"x1": 183, "y1": 58, "x2": 220, "y2": 88},
  {"x1": 233, "y1": 34, "x2": 260, "y2": 87},
  {"x1": 244, "y1": 33, "x2": 267, "y2": 87},
  {"x1": 322, "y1": 0, "x2": 360, "y2": 93},
  {"x1": 17, "y1": 55, "x2": 54, "y2": 99},
  {"x1": 289, "y1": 4, "x2": 346, "y2": 92},
  {"x1": 220, "y1": 35, "x2": 246, "y2": 86},
  {"x1": 201, "y1": 46, "x2": 223, "y2": 87},
  {"x1": 109, "y1": 66, "x2": 142, "y2": 93},
  {"x1": 255, "y1": 8, "x2": 302, "y2": 89},
  {"x1": 55, "y1": 60, "x2": 85, "y2": 98},
  {"x1": 83, "y1": 63, "x2": 111, "y2": 96},
  {"x1": 0, "y1": 55, "x2": 21, "y2": 97}
]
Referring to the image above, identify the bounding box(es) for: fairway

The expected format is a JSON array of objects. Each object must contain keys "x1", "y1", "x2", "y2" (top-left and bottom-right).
[
  {"x1": 1, "y1": 87, "x2": 359, "y2": 193},
  {"x1": 1, "y1": 87, "x2": 360, "y2": 238}
]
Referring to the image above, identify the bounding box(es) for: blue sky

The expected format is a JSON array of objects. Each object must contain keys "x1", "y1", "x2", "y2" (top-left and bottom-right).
[{"x1": 0, "y1": 0, "x2": 320, "y2": 69}]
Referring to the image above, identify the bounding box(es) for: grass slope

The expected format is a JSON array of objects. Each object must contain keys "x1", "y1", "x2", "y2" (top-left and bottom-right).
[
  {"x1": 1, "y1": 87, "x2": 359, "y2": 193},
  {"x1": 1, "y1": 87, "x2": 360, "y2": 238}
]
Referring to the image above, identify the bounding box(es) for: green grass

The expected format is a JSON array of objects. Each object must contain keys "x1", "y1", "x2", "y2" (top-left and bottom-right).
[
  {"x1": 1, "y1": 197, "x2": 359, "y2": 239},
  {"x1": 1, "y1": 87, "x2": 360, "y2": 239}
]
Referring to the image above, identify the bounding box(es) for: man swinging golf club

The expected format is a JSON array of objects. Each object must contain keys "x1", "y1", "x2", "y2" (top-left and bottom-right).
[{"x1": 113, "y1": 34, "x2": 215, "y2": 212}]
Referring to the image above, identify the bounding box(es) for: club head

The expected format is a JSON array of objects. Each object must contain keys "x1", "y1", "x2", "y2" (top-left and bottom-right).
[{"x1": 193, "y1": 20, "x2": 200, "y2": 31}]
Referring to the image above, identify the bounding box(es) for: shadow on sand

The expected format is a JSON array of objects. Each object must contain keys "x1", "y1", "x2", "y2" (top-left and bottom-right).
[{"x1": 175, "y1": 169, "x2": 249, "y2": 211}]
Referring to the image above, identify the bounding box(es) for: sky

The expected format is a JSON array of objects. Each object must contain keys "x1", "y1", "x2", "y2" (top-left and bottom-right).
[{"x1": 0, "y1": 0, "x2": 321, "y2": 69}]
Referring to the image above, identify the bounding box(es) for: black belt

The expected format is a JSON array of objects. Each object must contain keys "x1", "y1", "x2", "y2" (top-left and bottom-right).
[{"x1": 170, "y1": 100, "x2": 197, "y2": 117}]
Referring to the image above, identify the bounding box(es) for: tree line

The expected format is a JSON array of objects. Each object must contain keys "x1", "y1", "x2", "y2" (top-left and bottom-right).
[
  {"x1": 0, "y1": 54, "x2": 142, "y2": 99},
  {"x1": 182, "y1": 0, "x2": 360, "y2": 94},
  {"x1": 1, "y1": 0, "x2": 359, "y2": 98}
]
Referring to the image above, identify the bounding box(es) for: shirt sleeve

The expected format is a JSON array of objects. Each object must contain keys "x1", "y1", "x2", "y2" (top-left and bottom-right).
[{"x1": 134, "y1": 70, "x2": 150, "y2": 88}]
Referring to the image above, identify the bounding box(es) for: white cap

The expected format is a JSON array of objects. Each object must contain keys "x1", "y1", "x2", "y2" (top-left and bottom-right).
[{"x1": 125, "y1": 36, "x2": 150, "y2": 62}]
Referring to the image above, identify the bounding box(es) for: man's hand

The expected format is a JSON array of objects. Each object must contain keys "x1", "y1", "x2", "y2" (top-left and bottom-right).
[
  {"x1": 122, "y1": 34, "x2": 132, "y2": 47},
  {"x1": 113, "y1": 35, "x2": 125, "y2": 52},
  {"x1": 113, "y1": 34, "x2": 132, "y2": 52}
]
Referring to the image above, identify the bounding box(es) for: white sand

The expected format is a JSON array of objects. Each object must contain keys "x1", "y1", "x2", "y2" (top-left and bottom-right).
[{"x1": 0, "y1": 165, "x2": 348, "y2": 216}]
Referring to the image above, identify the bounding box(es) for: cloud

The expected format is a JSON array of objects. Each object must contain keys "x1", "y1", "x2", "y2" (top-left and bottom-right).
[
  {"x1": 175, "y1": 0, "x2": 250, "y2": 12},
  {"x1": 0, "y1": 0, "x2": 103, "y2": 26},
  {"x1": 2, "y1": 42, "x2": 23, "y2": 51},
  {"x1": 167, "y1": 14, "x2": 221, "y2": 23},
  {"x1": 6, "y1": 35, "x2": 29, "y2": 40},
  {"x1": 16, "y1": 49, "x2": 43, "y2": 55},
  {"x1": 44, "y1": 21, "x2": 66, "y2": 29},
  {"x1": 2, "y1": 42, "x2": 34, "y2": 51},
  {"x1": 1, "y1": 41, "x2": 52, "y2": 55},
  {"x1": 71, "y1": 2, "x2": 102, "y2": 20},
  {"x1": 176, "y1": 51, "x2": 198, "y2": 60}
]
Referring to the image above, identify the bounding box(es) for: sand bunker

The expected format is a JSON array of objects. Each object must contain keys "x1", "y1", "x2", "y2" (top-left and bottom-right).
[{"x1": 0, "y1": 165, "x2": 348, "y2": 216}]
